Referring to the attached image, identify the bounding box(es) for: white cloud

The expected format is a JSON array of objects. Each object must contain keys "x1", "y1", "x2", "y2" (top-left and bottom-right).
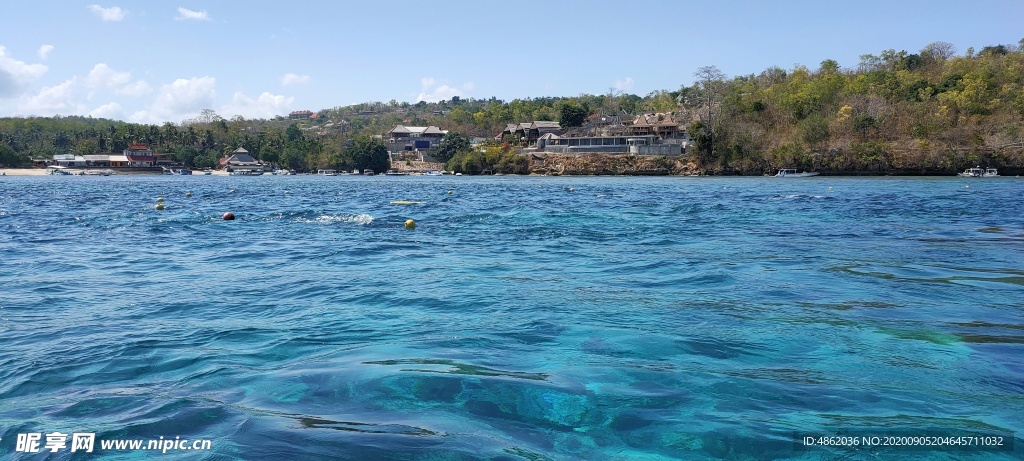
[
  {"x1": 18, "y1": 78, "x2": 82, "y2": 115},
  {"x1": 0, "y1": 46, "x2": 48, "y2": 98},
  {"x1": 221, "y1": 91, "x2": 294, "y2": 119},
  {"x1": 38, "y1": 45, "x2": 54, "y2": 60},
  {"x1": 89, "y1": 102, "x2": 122, "y2": 119},
  {"x1": 614, "y1": 77, "x2": 635, "y2": 91},
  {"x1": 87, "y1": 63, "x2": 132, "y2": 89},
  {"x1": 131, "y1": 76, "x2": 216, "y2": 123},
  {"x1": 175, "y1": 7, "x2": 210, "y2": 21},
  {"x1": 116, "y1": 80, "x2": 152, "y2": 97},
  {"x1": 85, "y1": 63, "x2": 152, "y2": 99},
  {"x1": 89, "y1": 4, "x2": 127, "y2": 22},
  {"x1": 281, "y1": 73, "x2": 311, "y2": 86},
  {"x1": 416, "y1": 77, "x2": 469, "y2": 103}
]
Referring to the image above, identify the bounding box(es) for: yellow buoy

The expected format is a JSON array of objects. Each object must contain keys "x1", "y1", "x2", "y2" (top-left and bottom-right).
[
  {"x1": 155, "y1": 203, "x2": 165, "y2": 210},
  {"x1": 404, "y1": 219, "x2": 416, "y2": 229},
  {"x1": 186, "y1": 192, "x2": 192, "y2": 197},
  {"x1": 447, "y1": 190, "x2": 453, "y2": 194},
  {"x1": 569, "y1": 188, "x2": 575, "y2": 192},
  {"x1": 156, "y1": 197, "x2": 164, "y2": 202}
]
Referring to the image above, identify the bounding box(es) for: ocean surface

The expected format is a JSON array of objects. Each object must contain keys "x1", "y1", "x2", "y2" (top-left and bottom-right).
[{"x1": 1, "y1": 174, "x2": 1022, "y2": 460}]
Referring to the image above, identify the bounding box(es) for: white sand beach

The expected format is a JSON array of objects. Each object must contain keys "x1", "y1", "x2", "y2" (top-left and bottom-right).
[{"x1": 0, "y1": 168, "x2": 48, "y2": 176}]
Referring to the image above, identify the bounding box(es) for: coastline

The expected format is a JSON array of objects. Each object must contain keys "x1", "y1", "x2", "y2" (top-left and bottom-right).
[
  {"x1": 0, "y1": 168, "x2": 47, "y2": 176},
  {"x1": 0, "y1": 168, "x2": 233, "y2": 176}
]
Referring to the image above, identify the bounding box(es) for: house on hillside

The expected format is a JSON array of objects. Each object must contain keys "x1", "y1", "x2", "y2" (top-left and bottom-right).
[
  {"x1": 627, "y1": 113, "x2": 683, "y2": 138},
  {"x1": 534, "y1": 114, "x2": 689, "y2": 156},
  {"x1": 497, "y1": 121, "x2": 563, "y2": 145},
  {"x1": 220, "y1": 147, "x2": 265, "y2": 173},
  {"x1": 289, "y1": 110, "x2": 315, "y2": 119},
  {"x1": 385, "y1": 125, "x2": 448, "y2": 157}
]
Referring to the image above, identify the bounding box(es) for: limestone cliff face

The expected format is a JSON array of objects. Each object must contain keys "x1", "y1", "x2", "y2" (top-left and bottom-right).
[{"x1": 528, "y1": 154, "x2": 701, "y2": 176}]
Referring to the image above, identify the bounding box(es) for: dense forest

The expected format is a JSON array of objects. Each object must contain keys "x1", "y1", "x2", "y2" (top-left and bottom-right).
[{"x1": 2, "y1": 40, "x2": 1023, "y2": 174}]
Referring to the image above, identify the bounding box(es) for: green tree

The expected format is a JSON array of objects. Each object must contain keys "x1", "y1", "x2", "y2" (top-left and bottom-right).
[
  {"x1": 434, "y1": 131, "x2": 471, "y2": 163},
  {"x1": 0, "y1": 143, "x2": 26, "y2": 166},
  {"x1": 559, "y1": 103, "x2": 588, "y2": 127},
  {"x1": 345, "y1": 137, "x2": 390, "y2": 174},
  {"x1": 285, "y1": 123, "x2": 303, "y2": 143}
]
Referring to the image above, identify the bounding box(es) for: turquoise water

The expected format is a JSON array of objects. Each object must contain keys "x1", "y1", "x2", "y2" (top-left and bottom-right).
[{"x1": 1, "y1": 175, "x2": 1022, "y2": 460}]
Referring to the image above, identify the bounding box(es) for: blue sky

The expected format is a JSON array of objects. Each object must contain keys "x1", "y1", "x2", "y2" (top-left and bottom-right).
[{"x1": 1, "y1": 0, "x2": 1021, "y2": 124}]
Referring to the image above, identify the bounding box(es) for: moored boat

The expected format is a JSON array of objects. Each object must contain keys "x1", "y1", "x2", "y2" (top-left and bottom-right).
[
  {"x1": 775, "y1": 168, "x2": 819, "y2": 177},
  {"x1": 46, "y1": 165, "x2": 72, "y2": 175},
  {"x1": 958, "y1": 167, "x2": 999, "y2": 177}
]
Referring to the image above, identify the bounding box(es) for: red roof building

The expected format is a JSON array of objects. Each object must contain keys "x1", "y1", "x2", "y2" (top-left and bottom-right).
[{"x1": 124, "y1": 144, "x2": 155, "y2": 167}]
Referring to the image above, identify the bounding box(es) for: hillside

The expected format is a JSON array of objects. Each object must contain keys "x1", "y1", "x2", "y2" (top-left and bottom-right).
[{"x1": 3, "y1": 41, "x2": 1023, "y2": 175}]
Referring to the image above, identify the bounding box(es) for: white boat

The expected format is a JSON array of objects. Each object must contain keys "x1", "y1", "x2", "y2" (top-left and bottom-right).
[
  {"x1": 775, "y1": 168, "x2": 819, "y2": 177},
  {"x1": 425, "y1": 170, "x2": 443, "y2": 176},
  {"x1": 46, "y1": 165, "x2": 72, "y2": 175},
  {"x1": 958, "y1": 167, "x2": 999, "y2": 177},
  {"x1": 229, "y1": 168, "x2": 264, "y2": 176},
  {"x1": 385, "y1": 170, "x2": 409, "y2": 176},
  {"x1": 317, "y1": 169, "x2": 337, "y2": 176}
]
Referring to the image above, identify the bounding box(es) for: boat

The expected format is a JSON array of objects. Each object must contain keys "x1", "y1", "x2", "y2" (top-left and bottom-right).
[
  {"x1": 363, "y1": 169, "x2": 375, "y2": 176},
  {"x1": 230, "y1": 168, "x2": 264, "y2": 176},
  {"x1": 425, "y1": 169, "x2": 443, "y2": 176},
  {"x1": 958, "y1": 167, "x2": 999, "y2": 177},
  {"x1": 775, "y1": 168, "x2": 819, "y2": 177},
  {"x1": 317, "y1": 169, "x2": 337, "y2": 176},
  {"x1": 46, "y1": 165, "x2": 72, "y2": 175},
  {"x1": 203, "y1": 169, "x2": 212, "y2": 175},
  {"x1": 385, "y1": 170, "x2": 409, "y2": 176}
]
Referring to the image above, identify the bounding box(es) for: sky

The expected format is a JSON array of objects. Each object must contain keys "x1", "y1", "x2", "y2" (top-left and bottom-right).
[{"x1": 1, "y1": 0, "x2": 1022, "y2": 125}]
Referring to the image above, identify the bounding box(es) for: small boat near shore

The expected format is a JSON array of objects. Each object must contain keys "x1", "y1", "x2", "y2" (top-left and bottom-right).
[
  {"x1": 958, "y1": 167, "x2": 999, "y2": 177},
  {"x1": 775, "y1": 168, "x2": 819, "y2": 177},
  {"x1": 46, "y1": 165, "x2": 72, "y2": 175},
  {"x1": 82, "y1": 169, "x2": 115, "y2": 176}
]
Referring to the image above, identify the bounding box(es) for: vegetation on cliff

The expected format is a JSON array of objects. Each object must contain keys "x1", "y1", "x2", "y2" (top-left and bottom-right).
[{"x1": 2, "y1": 40, "x2": 1023, "y2": 174}]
